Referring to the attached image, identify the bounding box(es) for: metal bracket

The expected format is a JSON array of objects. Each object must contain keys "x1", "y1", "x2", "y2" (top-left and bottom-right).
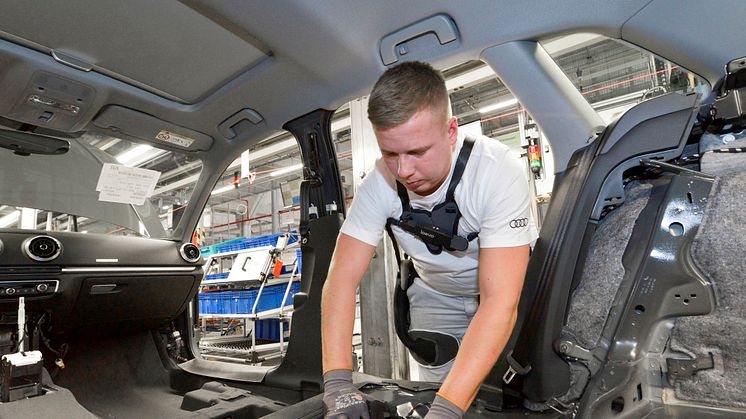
[
  {"x1": 556, "y1": 339, "x2": 594, "y2": 362},
  {"x1": 667, "y1": 353, "x2": 715, "y2": 379},
  {"x1": 546, "y1": 397, "x2": 578, "y2": 417}
]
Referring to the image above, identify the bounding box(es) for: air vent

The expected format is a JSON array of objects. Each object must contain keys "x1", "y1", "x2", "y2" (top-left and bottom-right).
[
  {"x1": 23, "y1": 236, "x2": 62, "y2": 262},
  {"x1": 179, "y1": 243, "x2": 202, "y2": 263}
]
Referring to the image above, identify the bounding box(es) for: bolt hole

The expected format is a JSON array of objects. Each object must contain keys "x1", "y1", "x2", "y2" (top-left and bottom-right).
[
  {"x1": 687, "y1": 192, "x2": 693, "y2": 204},
  {"x1": 690, "y1": 294, "x2": 697, "y2": 298},
  {"x1": 675, "y1": 294, "x2": 681, "y2": 299},
  {"x1": 611, "y1": 396, "x2": 625, "y2": 413},
  {"x1": 669, "y1": 222, "x2": 685, "y2": 237},
  {"x1": 634, "y1": 305, "x2": 645, "y2": 314},
  {"x1": 636, "y1": 383, "x2": 643, "y2": 402},
  {"x1": 684, "y1": 299, "x2": 690, "y2": 304},
  {"x1": 37, "y1": 86, "x2": 45, "y2": 91},
  {"x1": 76, "y1": 98, "x2": 83, "y2": 102}
]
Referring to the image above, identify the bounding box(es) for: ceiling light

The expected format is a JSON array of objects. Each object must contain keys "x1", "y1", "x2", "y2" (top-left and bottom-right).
[
  {"x1": 116, "y1": 144, "x2": 167, "y2": 167},
  {"x1": 211, "y1": 185, "x2": 235, "y2": 196},
  {"x1": 270, "y1": 164, "x2": 303, "y2": 177},
  {"x1": 0, "y1": 210, "x2": 20, "y2": 228},
  {"x1": 478, "y1": 97, "x2": 518, "y2": 114}
]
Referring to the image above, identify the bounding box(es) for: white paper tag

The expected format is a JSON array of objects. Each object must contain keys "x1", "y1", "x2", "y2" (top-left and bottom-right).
[
  {"x1": 96, "y1": 163, "x2": 161, "y2": 206},
  {"x1": 155, "y1": 130, "x2": 195, "y2": 148}
]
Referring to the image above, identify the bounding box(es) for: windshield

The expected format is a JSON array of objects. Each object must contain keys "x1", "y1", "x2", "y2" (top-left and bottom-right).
[{"x1": 0, "y1": 132, "x2": 202, "y2": 238}]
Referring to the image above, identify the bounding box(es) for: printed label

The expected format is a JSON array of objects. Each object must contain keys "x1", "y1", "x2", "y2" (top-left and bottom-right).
[{"x1": 155, "y1": 130, "x2": 195, "y2": 148}]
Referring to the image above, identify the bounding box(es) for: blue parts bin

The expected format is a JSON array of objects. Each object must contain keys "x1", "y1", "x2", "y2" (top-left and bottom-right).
[
  {"x1": 213, "y1": 232, "x2": 298, "y2": 254},
  {"x1": 198, "y1": 282, "x2": 300, "y2": 342},
  {"x1": 204, "y1": 272, "x2": 230, "y2": 281}
]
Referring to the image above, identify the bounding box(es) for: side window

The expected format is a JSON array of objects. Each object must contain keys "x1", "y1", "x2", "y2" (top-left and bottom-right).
[
  {"x1": 541, "y1": 33, "x2": 709, "y2": 124},
  {"x1": 444, "y1": 61, "x2": 554, "y2": 223},
  {"x1": 193, "y1": 111, "x2": 352, "y2": 366}
]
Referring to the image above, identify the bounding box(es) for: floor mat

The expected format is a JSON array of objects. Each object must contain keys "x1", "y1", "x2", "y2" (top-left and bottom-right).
[
  {"x1": 671, "y1": 172, "x2": 746, "y2": 408},
  {"x1": 53, "y1": 331, "x2": 187, "y2": 419},
  {"x1": 564, "y1": 181, "x2": 652, "y2": 348}
]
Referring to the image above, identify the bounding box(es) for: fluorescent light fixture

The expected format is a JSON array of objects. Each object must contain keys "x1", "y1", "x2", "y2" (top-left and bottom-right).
[
  {"x1": 270, "y1": 163, "x2": 303, "y2": 177},
  {"x1": 479, "y1": 97, "x2": 518, "y2": 114},
  {"x1": 211, "y1": 185, "x2": 235, "y2": 196},
  {"x1": 0, "y1": 210, "x2": 20, "y2": 228},
  {"x1": 116, "y1": 144, "x2": 167, "y2": 167},
  {"x1": 116, "y1": 144, "x2": 152, "y2": 164}
]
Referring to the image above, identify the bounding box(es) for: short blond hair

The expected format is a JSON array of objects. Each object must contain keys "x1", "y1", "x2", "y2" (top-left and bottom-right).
[{"x1": 367, "y1": 61, "x2": 449, "y2": 129}]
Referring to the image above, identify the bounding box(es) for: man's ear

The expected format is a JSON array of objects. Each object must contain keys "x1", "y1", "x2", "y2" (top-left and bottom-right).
[{"x1": 448, "y1": 116, "x2": 458, "y2": 145}]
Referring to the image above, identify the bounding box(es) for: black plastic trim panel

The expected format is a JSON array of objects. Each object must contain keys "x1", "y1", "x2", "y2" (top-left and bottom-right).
[
  {"x1": 0, "y1": 229, "x2": 203, "y2": 333},
  {"x1": 501, "y1": 93, "x2": 700, "y2": 403}
]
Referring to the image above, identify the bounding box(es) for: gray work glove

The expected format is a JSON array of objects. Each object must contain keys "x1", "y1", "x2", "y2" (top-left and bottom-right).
[
  {"x1": 425, "y1": 394, "x2": 464, "y2": 419},
  {"x1": 323, "y1": 369, "x2": 371, "y2": 419}
]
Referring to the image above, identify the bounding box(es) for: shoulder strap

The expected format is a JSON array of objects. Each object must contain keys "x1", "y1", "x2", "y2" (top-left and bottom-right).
[
  {"x1": 387, "y1": 179, "x2": 411, "y2": 266},
  {"x1": 395, "y1": 180, "x2": 410, "y2": 211},
  {"x1": 385, "y1": 219, "x2": 403, "y2": 267},
  {"x1": 446, "y1": 135, "x2": 476, "y2": 202}
]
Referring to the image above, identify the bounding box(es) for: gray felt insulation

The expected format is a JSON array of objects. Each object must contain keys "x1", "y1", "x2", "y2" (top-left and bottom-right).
[
  {"x1": 564, "y1": 181, "x2": 652, "y2": 348},
  {"x1": 671, "y1": 172, "x2": 746, "y2": 408},
  {"x1": 700, "y1": 137, "x2": 746, "y2": 177}
]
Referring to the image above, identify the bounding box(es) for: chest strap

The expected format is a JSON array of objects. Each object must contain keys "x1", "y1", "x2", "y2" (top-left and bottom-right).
[{"x1": 386, "y1": 135, "x2": 478, "y2": 256}]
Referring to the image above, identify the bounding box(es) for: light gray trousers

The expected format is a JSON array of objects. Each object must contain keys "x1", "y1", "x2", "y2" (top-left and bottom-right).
[{"x1": 407, "y1": 277, "x2": 479, "y2": 382}]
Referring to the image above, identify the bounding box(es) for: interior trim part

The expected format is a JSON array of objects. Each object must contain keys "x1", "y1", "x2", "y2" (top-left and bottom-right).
[
  {"x1": 61, "y1": 266, "x2": 198, "y2": 273},
  {"x1": 22, "y1": 235, "x2": 62, "y2": 262},
  {"x1": 379, "y1": 14, "x2": 459, "y2": 65},
  {"x1": 179, "y1": 243, "x2": 202, "y2": 263}
]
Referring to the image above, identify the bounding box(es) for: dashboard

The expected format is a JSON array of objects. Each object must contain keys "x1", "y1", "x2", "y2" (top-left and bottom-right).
[{"x1": 0, "y1": 229, "x2": 203, "y2": 332}]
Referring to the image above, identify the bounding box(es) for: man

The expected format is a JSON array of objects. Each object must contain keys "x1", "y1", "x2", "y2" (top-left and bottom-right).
[{"x1": 321, "y1": 61, "x2": 538, "y2": 418}]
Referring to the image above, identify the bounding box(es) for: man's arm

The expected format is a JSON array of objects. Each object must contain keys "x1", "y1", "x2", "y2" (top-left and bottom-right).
[
  {"x1": 437, "y1": 244, "x2": 530, "y2": 410},
  {"x1": 321, "y1": 232, "x2": 377, "y2": 372}
]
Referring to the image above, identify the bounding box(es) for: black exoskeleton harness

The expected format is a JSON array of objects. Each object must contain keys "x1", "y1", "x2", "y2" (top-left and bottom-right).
[{"x1": 384, "y1": 135, "x2": 478, "y2": 367}]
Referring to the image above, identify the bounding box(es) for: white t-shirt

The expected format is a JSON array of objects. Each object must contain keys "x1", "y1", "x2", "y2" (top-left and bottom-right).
[{"x1": 341, "y1": 133, "x2": 539, "y2": 296}]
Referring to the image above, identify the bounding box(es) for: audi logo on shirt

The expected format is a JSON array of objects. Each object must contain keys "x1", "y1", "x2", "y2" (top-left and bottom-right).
[{"x1": 509, "y1": 218, "x2": 528, "y2": 228}]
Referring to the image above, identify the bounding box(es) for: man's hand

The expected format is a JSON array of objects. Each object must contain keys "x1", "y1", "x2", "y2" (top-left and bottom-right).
[
  {"x1": 323, "y1": 369, "x2": 371, "y2": 419},
  {"x1": 425, "y1": 393, "x2": 464, "y2": 419}
]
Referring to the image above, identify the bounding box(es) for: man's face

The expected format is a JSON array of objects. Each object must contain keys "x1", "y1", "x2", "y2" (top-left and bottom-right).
[{"x1": 375, "y1": 106, "x2": 458, "y2": 196}]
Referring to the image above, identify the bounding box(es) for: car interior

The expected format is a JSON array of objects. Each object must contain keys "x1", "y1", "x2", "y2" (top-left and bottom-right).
[{"x1": 0, "y1": 1, "x2": 745, "y2": 418}]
